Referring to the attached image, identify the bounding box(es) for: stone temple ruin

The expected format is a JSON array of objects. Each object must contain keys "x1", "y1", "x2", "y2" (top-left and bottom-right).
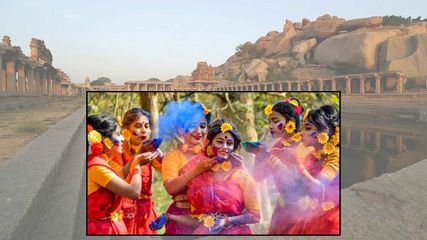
[{"x1": 0, "y1": 36, "x2": 86, "y2": 96}]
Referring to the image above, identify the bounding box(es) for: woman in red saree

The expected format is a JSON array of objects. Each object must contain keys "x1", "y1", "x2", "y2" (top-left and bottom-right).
[
  {"x1": 106, "y1": 108, "x2": 163, "y2": 234},
  {"x1": 160, "y1": 101, "x2": 215, "y2": 234},
  {"x1": 286, "y1": 105, "x2": 340, "y2": 234},
  {"x1": 152, "y1": 119, "x2": 260, "y2": 234},
  {"x1": 87, "y1": 114, "x2": 158, "y2": 235}
]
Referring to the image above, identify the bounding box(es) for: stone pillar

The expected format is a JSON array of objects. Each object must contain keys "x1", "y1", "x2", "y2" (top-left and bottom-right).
[
  {"x1": 16, "y1": 63, "x2": 26, "y2": 93},
  {"x1": 6, "y1": 61, "x2": 16, "y2": 92},
  {"x1": 307, "y1": 81, "x2": 312, "y2": 91},
  {"x1": 297, "y1": 82, "x2": 301, "y2": 91},
  {"x1": 287, "y1": 82, "x2": 291, "y2": 91},
  {"x1": 396, "y1": 73, "x2": 403, "y2": 94},
  {"x1": 318, "y1": 79, "x2": 323, "y2": 91},
  {"x1": 41, "y1": 71, "x2": 48, "y2": 95},
  {"x1": 360, "y1": 75, "x2": 365, "y2": 95},
  {"x1": 397, "y1": 135, "x2": 404, "y2": 153},
  {"x1": 34, "y1": 69, "x2": 41, "y2": 95},
  {"x1": 345, "y1": 128, "x2": 351, "y2": 147},
  {"x1": 375, "y1": 75, "x2": 381, "y2": 94},
  {"x1": 27, "y1": 68, "x2": 35, "y2": 94},
  {"x1": 345, "y1": 77, "x2": 351, "y2": 94},
  {"x1": 331, "y1": 78, "x2": 336, "y2": 91},
  {"x1": 375, "y1": 131, "x2": 381, "y2": 152},
  {"x1": 360, "y1": 130, "x2": 365, "y2": 148},
  {"x1": 0, "y1": 54, "x2": 3, "y2": 92}
]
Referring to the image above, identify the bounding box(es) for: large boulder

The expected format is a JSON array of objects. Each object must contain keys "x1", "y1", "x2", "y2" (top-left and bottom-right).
[
  {"x1": 243, "y1": 59, "x2": 269, "y2": 81},
  {"x1": 338, "y1": 16, "x2": 383, "y2": 32},
  {"x1": 378, "y1": 33, "x2": 427, "y2": 79},
  {"x1": 265, "y1": 27, "x2": 297, "y2": 56},
  {"x1": 314, "y1": 28, "x2": 403, "y2": 73},
  {"x1": 255, "y1": 31, "x2": 280, "y2": 51},
  {"x1": 292, "y1": 14, "x2": 345, "y2": 43},
  {"x1": 292, "y1": 38, "x2": 318, "y2": 65}
]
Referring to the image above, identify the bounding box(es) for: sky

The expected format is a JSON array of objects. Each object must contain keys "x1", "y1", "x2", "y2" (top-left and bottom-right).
[{"x1": 2, "y1": 0, "x2": 426, "y2": 83}]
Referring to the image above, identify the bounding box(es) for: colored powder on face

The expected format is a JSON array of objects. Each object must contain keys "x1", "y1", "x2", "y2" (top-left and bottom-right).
[
  {"x1": 277, "y1": 123, "x2": 283, "y2": 130},
  {"x1": 158, "y1": 100, "x2": 205, "y2": 141}
]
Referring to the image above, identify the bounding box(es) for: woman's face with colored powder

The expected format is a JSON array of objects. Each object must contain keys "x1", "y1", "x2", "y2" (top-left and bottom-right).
[
  {"x1": 301, "y1": 120, "x2": 321, "y2": 147},
  {"x1": 268, "y1": 111, "x2": 288, "y2": 138},
  {"x1": 211, "y1": 132, "x2": 234, "y2": 159},
  {"x1": 128, "y1": 115, "x2": 151, "y2": 145},
  {"x1": 111, "y1": 126, "x2": 124, "y2": 153},
  {"x1": 183, "y1": 118, "x2": 208, "y2": 146}
]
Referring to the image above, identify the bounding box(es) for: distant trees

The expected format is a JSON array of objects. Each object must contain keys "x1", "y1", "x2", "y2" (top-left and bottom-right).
[
  {"x1": 383, "y1": 15, "x2": 426, "y2": 26},
  {"x1": 91, "y1": 77, "x2": 112, "y2": 85},
  {"x1": 235, "y1": 42, "x2": 266, "y2": 58}
]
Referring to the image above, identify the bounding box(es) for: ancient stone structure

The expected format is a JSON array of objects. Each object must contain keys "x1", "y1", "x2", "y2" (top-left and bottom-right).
[
  {"x1": 213, "y1": 71, "x2": 427, "y2": 96},
  {"x1": 124, "y1": 81, "x2": 173, "y2": 91},
  {"x1": 0, "y1": 36, "x2": 85, "y2": 96}
]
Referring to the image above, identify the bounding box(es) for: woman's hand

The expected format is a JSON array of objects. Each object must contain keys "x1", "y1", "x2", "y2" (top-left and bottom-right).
[
  {"x1": 134, "y1": 151, "x2": 159, "y2": 166},
  {"x1": 190, "y1": 157, "x2": 216, "y2": 178},
  {"x1": 264, "y1": 154, "x2": 282, "y2": 170},
  {"x1": 209, "y1": 217, "x2": 227, "y2": 234}
]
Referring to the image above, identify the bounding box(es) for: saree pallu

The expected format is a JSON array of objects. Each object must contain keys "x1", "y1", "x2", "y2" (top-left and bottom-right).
[{"x1": 87, "y1": 155, "x2": 128, "y2": 235}]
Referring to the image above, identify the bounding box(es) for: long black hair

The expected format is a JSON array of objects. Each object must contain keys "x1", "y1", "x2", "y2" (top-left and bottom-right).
[
  {"x1": 206, "y1": 119, "x2": 241, "y2": 151},
  {"x1": 271, "y1": 97, "x2": 304, "y2": 132},
  {"x1": 87, "y1": 114, "x2": 118, "y2": 138},
  {"x1": 307, "y1": 105, "x2": 339, "y2": 137}
]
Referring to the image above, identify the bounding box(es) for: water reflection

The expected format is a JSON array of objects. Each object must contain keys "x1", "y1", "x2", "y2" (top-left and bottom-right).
[{"x1": 342, "y1": 114, "x2": 427, "y2": 188}]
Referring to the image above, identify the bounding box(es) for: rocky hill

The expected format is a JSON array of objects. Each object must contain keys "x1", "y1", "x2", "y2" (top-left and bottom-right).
[{"x1": 213, "y1": 14, "x2": 427, "y2": 87}]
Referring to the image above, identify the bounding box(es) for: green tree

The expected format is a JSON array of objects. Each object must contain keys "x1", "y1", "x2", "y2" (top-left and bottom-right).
[{"x1": 91, "y1": 77, "x2": 112, "y2": 86}]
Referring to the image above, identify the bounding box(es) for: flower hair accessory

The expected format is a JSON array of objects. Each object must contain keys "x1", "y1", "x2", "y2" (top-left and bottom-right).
[
  {"x1": 284, "y1": 121, "x2": 296, "y2": 134},
  {"x1": 220, "y1": 122, "x2": 233, "y2": 133},
  {"x1": 201, "y1": 103, "x2": 210, "y2": 115},
  {"x1": 285, "y1": 98, "x2": 302, "y2": 116},
  {"x1": 88, "y1": 124, "x2": 104, "y2": 155},
  {"x1": 264, "y1": 104, "x2": 273, "y2": 117},
  {"x1": 303, "y1": 110, "x2": 310, "y2": 122}
]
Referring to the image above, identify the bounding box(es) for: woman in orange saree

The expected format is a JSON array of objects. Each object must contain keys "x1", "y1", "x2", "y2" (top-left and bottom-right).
[
  {"x1": 87, "y1": 114, "x2": 158, "y2": 235},
  {"x1": 159, "y1": 101, "x2": 215, "y2": 234},
  {"x1": 106, "y1": 108, "x2": 163, "y2": 234}
]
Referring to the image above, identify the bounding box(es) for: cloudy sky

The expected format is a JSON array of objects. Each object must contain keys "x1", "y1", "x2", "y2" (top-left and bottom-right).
[{"x1": 2, "y1": 0, "x2": 425, "y2": 83}]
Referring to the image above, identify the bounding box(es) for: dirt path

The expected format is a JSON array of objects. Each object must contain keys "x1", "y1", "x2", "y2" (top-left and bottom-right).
[{"x1": 0, "y1": 98, "x2": 84, "y2": 164}]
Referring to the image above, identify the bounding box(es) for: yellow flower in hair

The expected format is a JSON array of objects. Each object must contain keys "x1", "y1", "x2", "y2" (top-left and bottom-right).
[
  {"x1": 88, "y1": 130, "x2": 102, "y2": 144},
  {"x1": 290, "y1": 99, "x2": 299, "y2": 107},
  {"x1": 322, "y1": 142, "x2": 335, "y2": 155},
  {"x1": 317, "y1": 132, "x2": 329, "y2": 145},
  {"x1": 122, "y1": 129, "x2": 131, "y2": 142},
  {"x1": 203, "y1": 215, "x2": 215, "y2": 228},
  {"x1": 103, "y1": 138, "x2": 113, "y2": 149},
  {"x1": 220, "y1": 122, "x2": 233, "y2": 133},
  {"x1": 264, "y1": 104, "x2": 273, "y2": 117},
  {"x1": 110, "y1": 210, "x2": 123, "y2": 222},
  {"x1": 284, "y1": 121, "x2": 296, "y2": 134}
]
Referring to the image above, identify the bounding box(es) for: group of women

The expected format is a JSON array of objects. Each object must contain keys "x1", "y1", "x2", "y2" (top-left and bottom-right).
[{"x1": 87, "y1": 96, "x2": 340, "y2": 235}]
